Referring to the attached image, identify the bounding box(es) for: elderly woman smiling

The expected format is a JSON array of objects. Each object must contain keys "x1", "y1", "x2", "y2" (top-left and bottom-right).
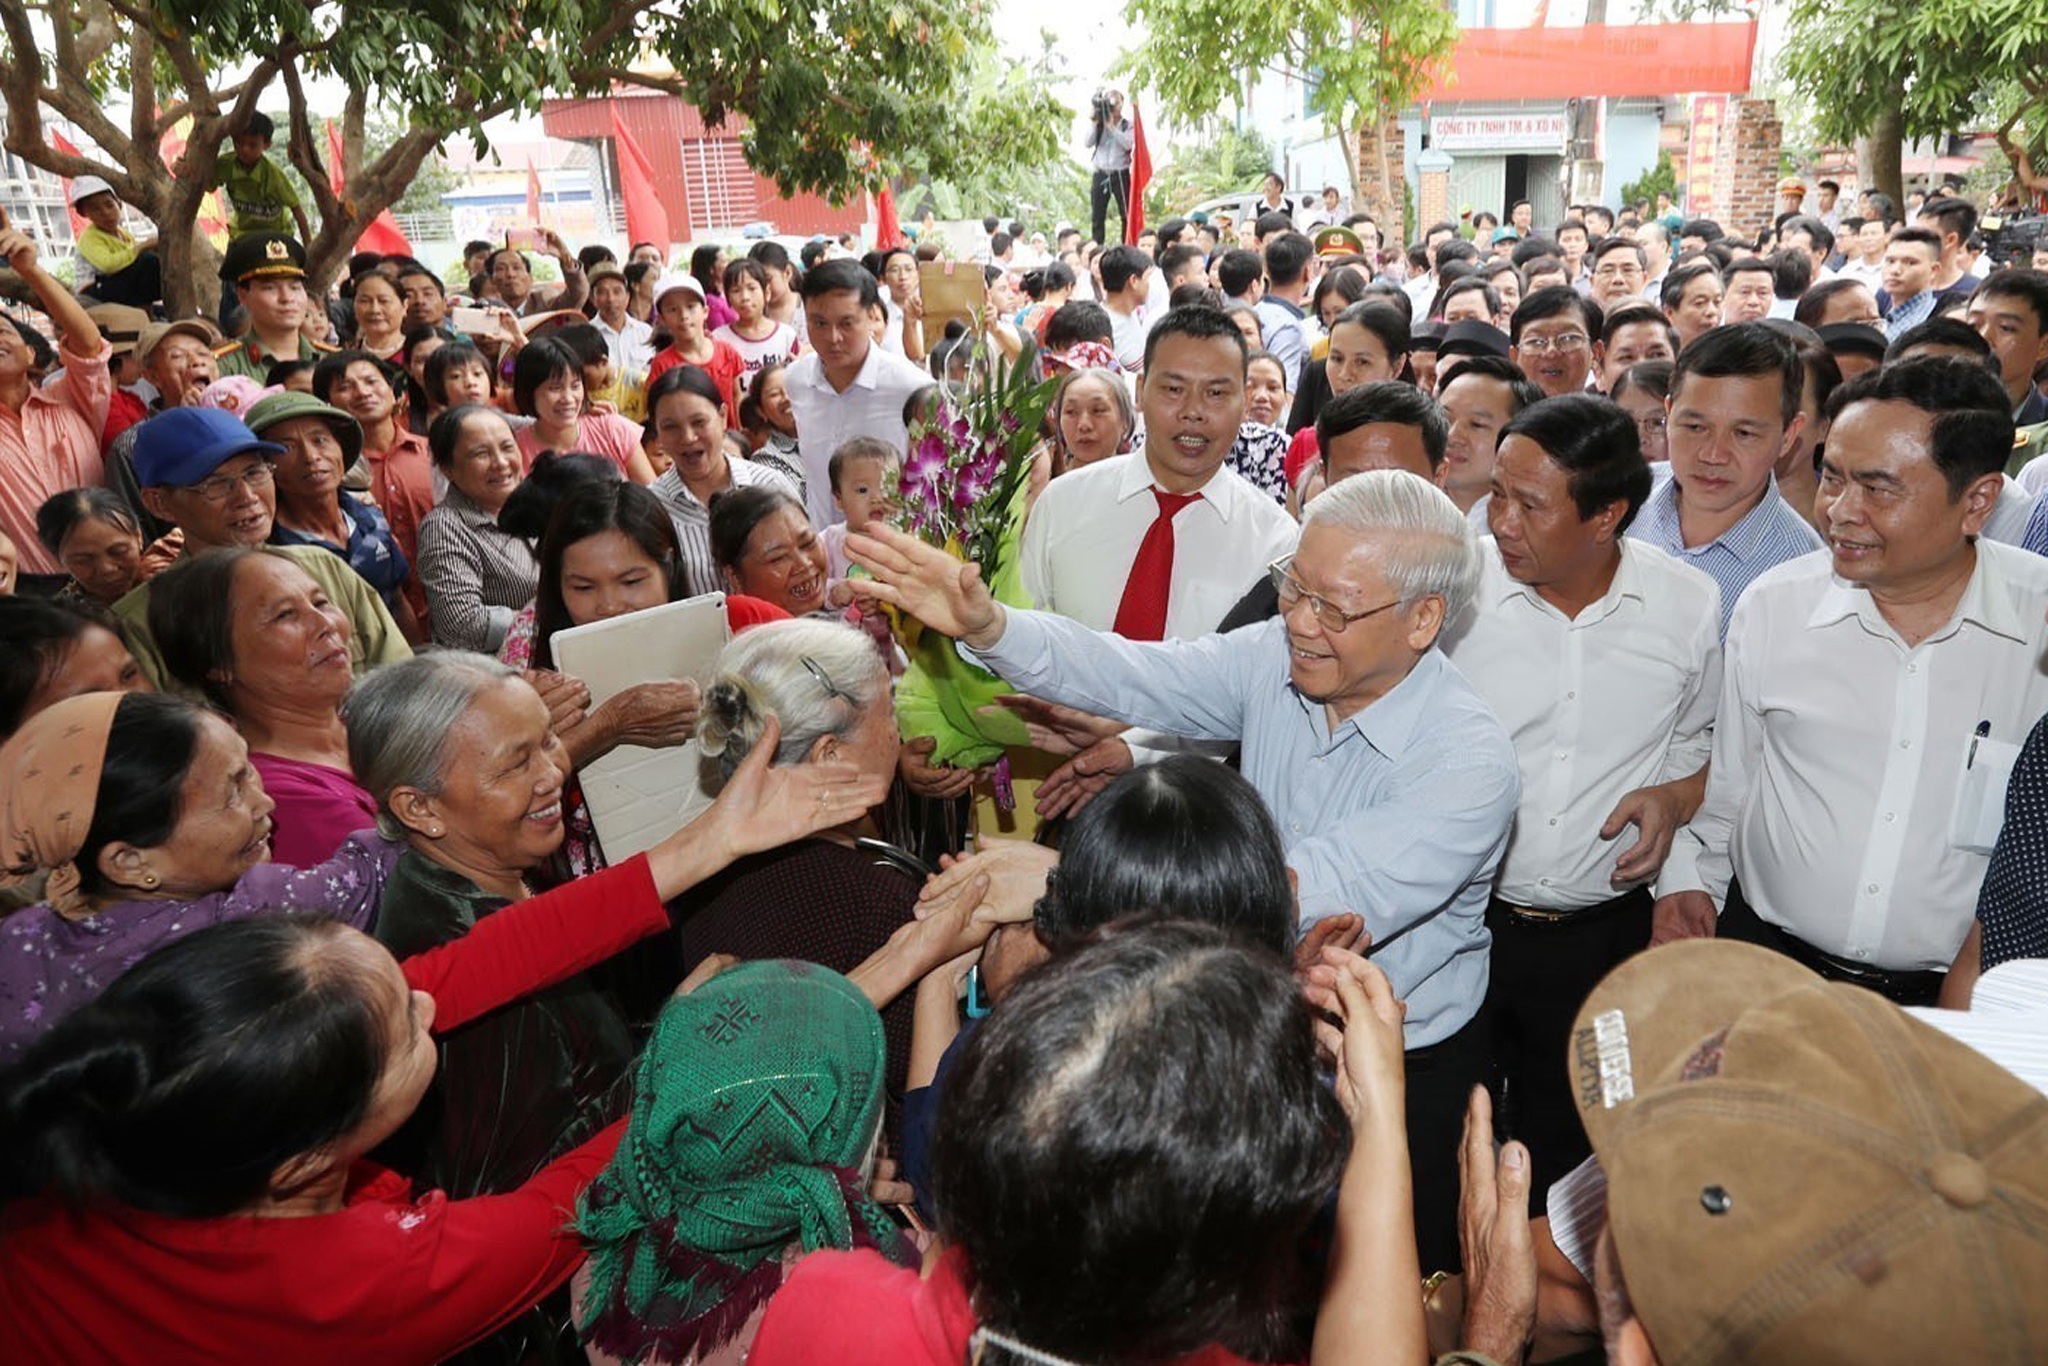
[
  {"x1": 149, "y1": 547, "x2": 375, "y2": 867},
  {"x1": 416, "y1": 403, "x2": 541, "y2": 651},
  {"x1": 0, "y1": 688, "x2": 893, "y2": 1365},
  {"x1": 345, "y1": 653, "x2": 655, "y2": 1198}
]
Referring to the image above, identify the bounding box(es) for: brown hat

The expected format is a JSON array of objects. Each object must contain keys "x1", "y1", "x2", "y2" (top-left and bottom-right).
[
  {"x1": 1570, "y1": 940, "x2": 2048, "y2": 1365},
  {"x1": 134, "y1": 317, "x2": 225, "y2": 368},
  {"x1": 84, "y1": 304, "x2": 151, "y2": 356}
]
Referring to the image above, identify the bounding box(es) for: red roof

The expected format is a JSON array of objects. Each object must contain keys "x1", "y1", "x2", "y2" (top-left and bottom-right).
[{"x1": 1422, "y1": 22, "x2": 1758, "y2": 104}]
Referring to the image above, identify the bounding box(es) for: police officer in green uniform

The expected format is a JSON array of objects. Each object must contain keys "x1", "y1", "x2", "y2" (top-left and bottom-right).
[
  {"x1": 213, "y1": 232, "x2": 336, "y2": 381},
  {"x1": 2009, "y1": 420, "x2": 2048, "y2": 480}
]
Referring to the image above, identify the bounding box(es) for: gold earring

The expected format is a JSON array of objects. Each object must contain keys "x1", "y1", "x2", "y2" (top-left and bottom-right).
[{"x1": 141, "y1": 871, "x2": 159, "y2": 889}]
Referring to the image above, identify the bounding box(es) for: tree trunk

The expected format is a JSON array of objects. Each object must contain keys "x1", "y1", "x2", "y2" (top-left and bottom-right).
[{"x1": 1865, "y1": 103, "x2": 1905, "y2": 208}]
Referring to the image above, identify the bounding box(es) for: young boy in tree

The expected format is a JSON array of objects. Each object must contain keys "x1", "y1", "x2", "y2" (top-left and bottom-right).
[
  {"x1": 69, "y1": 176, "x2": 162, "y2": 311},
  {"x1": 213, "y1": 112, "x2": 312, "y2": 244}
]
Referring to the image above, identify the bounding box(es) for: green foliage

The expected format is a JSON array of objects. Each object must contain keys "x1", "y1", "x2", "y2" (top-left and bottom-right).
[
  {"x1": 141, "y1": 0, "x2": 1069, "y2": 202},
  {"x1": 1619, "y1": 151, "x2": 1679, "y2": 211},
  {"x1": 1147, "y1": 127, "x2": 1276, "y2": 213},
  {"x1": 890, "y1": 40, "x2": 1083, "y2": 229},
  {"x1": 1776, "y1": 0, "x2": 2048, "y2": 171},
  {"x1": 1117, "y1": 0, "x2": 1457, "y2": 197}
]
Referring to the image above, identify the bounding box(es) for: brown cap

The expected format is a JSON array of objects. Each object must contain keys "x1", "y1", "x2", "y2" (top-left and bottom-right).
[
  {"x1": 135, "y1": 317, "x2": 224, "y2": 368},
  {"x1": 84, "y1": 304, "x2": 150, "y2": 355},
  {"x1": 1570, "y1": 941, "x2": 2048, "y2": 1365}
]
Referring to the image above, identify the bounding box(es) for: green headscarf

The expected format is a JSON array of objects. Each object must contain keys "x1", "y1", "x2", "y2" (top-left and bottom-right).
[{"x1": 575, "y1": 959, "x2": 913, "y2": 1362}]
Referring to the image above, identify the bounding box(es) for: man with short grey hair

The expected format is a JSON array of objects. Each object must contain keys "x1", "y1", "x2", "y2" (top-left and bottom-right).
[{"x1": 846, "y1": 470, "x2": 1519, "y2": 1273}]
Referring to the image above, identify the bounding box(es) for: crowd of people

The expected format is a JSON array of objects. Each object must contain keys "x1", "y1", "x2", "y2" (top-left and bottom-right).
[{"x1": 0, "y1": 111, "x2": 2045, "y2": 1365}]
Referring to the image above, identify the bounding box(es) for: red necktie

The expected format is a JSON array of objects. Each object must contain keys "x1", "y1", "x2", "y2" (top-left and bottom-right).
[{"x1": 1112, "y1": 488, "x2": 1203, "y2": 641}]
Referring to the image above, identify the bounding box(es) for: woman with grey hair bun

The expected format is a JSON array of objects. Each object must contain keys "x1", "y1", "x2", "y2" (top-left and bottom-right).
[{"x1": 678, "y1": 617, "x2": 926, "y2": 1140}]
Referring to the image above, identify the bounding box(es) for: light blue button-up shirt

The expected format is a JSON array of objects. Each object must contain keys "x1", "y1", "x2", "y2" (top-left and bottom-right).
[
  {"x1": 1625, "y1": 464, "x2": 1823, "y2": 640},
  {"x1": 970, "y1": 611, "x2": 1520, "y2": 1047}
]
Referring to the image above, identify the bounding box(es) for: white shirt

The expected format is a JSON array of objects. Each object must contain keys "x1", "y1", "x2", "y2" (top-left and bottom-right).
[
  {"x1": 1838, "y1": 257, "x2": 1886, "y2": 291},
  {"x1": 1660, "y1": 542, "x2": 2048, "y2": 969},
  {"x1": 652, "y1": 456, "x2": 798, "y2": 597},
  {"x1": 1020, "y1": 451, "x2": 1299, "y2": 640},
  {"x1": 1108, "y1": 306, "x2": 1154, "y2": 372},
  {"x1": 785, "y1": 343, "x2": 931, "y2": 530},
  {"x1": 592, "y1": 314, "x2": 655, "y2": 375},
  {"x1": 2018, "y1": 452, "x2": 2048, "y2": 498},
  {"x1": 1982, "y1": 475, "x2": 2036, "y2": 546},
  {"x1": 1442, "y1": 540, "x2": 1722, "y2": 908}
]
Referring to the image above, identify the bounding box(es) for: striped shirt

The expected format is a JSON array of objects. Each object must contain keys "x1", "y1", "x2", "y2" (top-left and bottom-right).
[
  {"x1": 415, "y1": 487, "x2": 539, "y2": 652},
  {"x1": 1625, "y1": 464, "x2": 1823, "y2": 639},
  {"x1": 651, "y1": 456, "x2": 798, "y2": 597}
]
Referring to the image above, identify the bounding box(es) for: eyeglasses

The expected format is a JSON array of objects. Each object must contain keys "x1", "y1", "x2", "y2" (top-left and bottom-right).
[
  {"x1": 1633, "y1": 413, "x2": 1668, "y2": 436},
  {"x1": 1269, "y1": 557, "x2": 1401, "y2": 634},
  {"x1": 1516, "y1": 332, "x2": 1590, "y2": 354},
  {"x1": 181, "y1": 461, "x2": 274, "y2": 505}
]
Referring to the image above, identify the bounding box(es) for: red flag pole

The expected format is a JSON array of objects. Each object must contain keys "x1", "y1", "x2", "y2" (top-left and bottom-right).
[{"x1": 1125, "y1": 101, "x2": 1152, "y2": 246}]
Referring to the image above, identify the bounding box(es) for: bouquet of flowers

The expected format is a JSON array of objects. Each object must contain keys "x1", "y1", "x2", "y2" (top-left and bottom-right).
[{"x1": 888, "y1": 342, "x2": 1059, "y2": 773}]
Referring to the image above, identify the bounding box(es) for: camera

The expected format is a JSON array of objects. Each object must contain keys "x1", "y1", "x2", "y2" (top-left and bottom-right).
[{"x1": 1092, "y1": 89, "x2": 1116, "y2": 123}]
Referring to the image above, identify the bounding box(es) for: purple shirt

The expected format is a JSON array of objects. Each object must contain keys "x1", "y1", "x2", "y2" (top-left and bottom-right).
[
  {"x1": 0, "y1": 832, "x2": 404, "y2": 1064},
  {"x1": 251, "y1": 752, "x2": 380, "y2": 868}
]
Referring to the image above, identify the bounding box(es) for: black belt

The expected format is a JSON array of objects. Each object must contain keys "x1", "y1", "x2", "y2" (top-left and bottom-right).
[
  {"x1": 1725, "y1": 879, "x2": 1944, "y2": 1006},
  {"x1": 1488, "y1": 885, "x2": 1652, "y2": 929}
]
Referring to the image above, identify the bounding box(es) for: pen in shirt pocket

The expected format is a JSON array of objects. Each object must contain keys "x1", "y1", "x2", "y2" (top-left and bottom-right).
[{"x1": 1968, "y1": 719, "x2": 1992, "y2": 768}]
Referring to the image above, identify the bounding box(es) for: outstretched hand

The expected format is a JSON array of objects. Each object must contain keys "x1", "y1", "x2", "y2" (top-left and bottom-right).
[
  {"x1": 843, "y1": 524, "x2": 1007, "y2": 648},
  {"x1": 710, "y1": 714, "x2": 890, "y2": 860},
  {"x1": 1302, "y1": 946, "x2": 1406, "y2": 1126},
  {"x1": 1458, "y1": 1086, "x2": 1537, "y2": 1364}
]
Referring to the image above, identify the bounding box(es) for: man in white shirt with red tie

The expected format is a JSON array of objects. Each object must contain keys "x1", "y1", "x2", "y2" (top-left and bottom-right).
[{"x1": 1018, "y1": 306, "x2": 1298, "y2": 777}]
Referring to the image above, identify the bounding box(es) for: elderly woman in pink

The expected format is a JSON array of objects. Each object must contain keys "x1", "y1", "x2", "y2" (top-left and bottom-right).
[{"x1": 0, "y1": 224, "x2": 113, "y2": 589}]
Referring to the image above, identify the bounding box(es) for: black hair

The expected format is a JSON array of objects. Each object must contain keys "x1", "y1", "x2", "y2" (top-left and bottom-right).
[
  {"x1": 1316, "y1": 380, "x2": 1448, "y2": 470},
  {"x1": 746, "y1": 240, "x2": 793, "y2": 276},
  {"x1": 1327, "y1": 301, "x2": 1412, "y2": 369},
  {"x1": 0, "y1": 910, "x2": 388, "y2": 1218},
  {"x1": 1884, "y1": 315, "x2": 1995, "y2": 365},
  {"x1": 1824, "y1": 356, "x2": 2014, "y2": 496},
  {"x1": 1660, "y1": 260, "x2": 1723, "y2": 313},
  {"x1": 1434, "y1": 276, "x2": 1502, "y2": 322},
  {"x1": 1602, "y1": 303, "x2": 1679, "y2": 353},
  {"x1": 1794, "y1": 278, "x2": 1875, "y2": 330},
  {"x1": 393, "y1": 262, "x2": 444, "y2": 294},
  {"x1": 1264, "y1": 232, "x2": 1315, "y2": 288},
  {"x1": 1044, "y1": 301, "x2": 1114, "y2": 352},
  {"x1": 1216, "y1": 248, "x2": 1263, "y2": 298},
  {"x1": 687, "y1": 244, "x2": 725, "y2": 298},
  {"x1": 1915, "y1": 195, "x2": 1979, "y2": 246},
  {"x1": 1610, "y1": 358, "x2": 1674, "y2": 407},
  {"x1": 1311, "y1": 266, "x2": 1370, "y2": 323},
  {"x1": 1509, "y1": 286, "x2": 1603, "y2": 346},
  {"x1": 1253, "y1": 211, "x2": 1294, "y2": 241},
  {"x1": 495, "y1": 449, "x2": 622, "y2": 539},
  {"x1": 0, "y1": 596, "x2": 127, "y2": 737},
  {"x1": 1723, "y1": 254, "x2": 1774, "y2": 285},
  {"x1": 35, "y1": 486, "x2": 139, "y2": 558},
  {"x1": 1511, "y1": 236, "x2": 1558, "y2": 269},
  {"x1": 73, "y1": 691, "x2": 207, "y2": 897},
  {"x1": 722, "y1": 257, "x2": 771, "y2": 300},
  {"x1": 1888, "y1": 225, "x2": 1944, "y2": 258},
  {"x1": 1969, "y1": 269, "x2": 2048, "y2": 334},
  {"x1": 1555, "y1": 217, "x2": 1589, "y2": 243},
  {"x1": 426, "y1": 402, "x2": 510, "y2": 470},
  {"x1": 263, "y1": 359, "x2": 314, "y2": 390},
  {"x1": 1590, "y1": 236, "x2": 1648, "y2": 272},
  {"x1": 1168, "y1": 283, "x2": 1225, "y2": 312},
  {"x1": 797, "y1": 258, "x2": 879, "y2": 309},
  {"x1": 1358, "y1": 280, "x2": 1414, "y2": 323},
  {"x1": 1096, "y1": 245, "x2": 1151, "y2": 297},
  {"x1": 708, "y1": 483, "x2": 807, "y2": 574},
  {"x1": 241, "y1": 111, "x2": 276, "y2": 141},
  {"x1": 310, "y1": 348, "x2": 399, "y2": 405},
  {"x1": 1671, "y1": 321, "x2": 1803, "y2": 428},
  {"x1": 1499, "y1": 393, "x2": 1652, "y2": 533},
  {"x1": 543, "y1": 323, "x2": 606, "y2": 374},
  {"x1": 1438, "y1": 355, "x2": 1545, "y2": 414},
  {"x1": 1778, "y1": 214, "x2": 1835, "y2": 258},
  {"x1": 421, "y1": 341, "x2": 490, "y2": 408},
  {"x1": 642, "y1": 363, "x2": 728, "y2": 449},
  {"x1": 1034, "y1": 758, "x2": 1294, "y2": 955},
  {"x1": 530, "y1": 481, "x2": 688, "y2": 669},
  {"x1": 148, "y1": 546, "x2": 301, "y2": 711},
  {"x1": 511, "y1": 336, "x2": 582, "y2": 418},
  {"x1": 1141, "y1": 304, "x2": 1248, "y2": 375},
  {"x1": 931, "y1": 920, "x2": 1346, "y2": 1366},
  {"x1": 1679, "y1": 218, "x2": 1725, "y2": 243},
  {"x1": 1433, "y1": 239, "x2": 1480, "y2": 272},
  {"x1": 1158, "y1": 242, "x2": 1207, "y2": 283}
]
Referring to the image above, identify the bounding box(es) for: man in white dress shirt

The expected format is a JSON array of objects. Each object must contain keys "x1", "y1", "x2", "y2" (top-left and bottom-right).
[
  {"x1": 1654, "y1": 358, "x2": 2048, "y2": 1005},
  {"x1": 1020, "y1": 306, "x2": 1298, "y2": 779},
  {"x1": 784, "y1": 259, "x2": 931, "y2": 530},
  {"x1": 1440, "y1": 393, "x2": 1722, "y2": 1189}
]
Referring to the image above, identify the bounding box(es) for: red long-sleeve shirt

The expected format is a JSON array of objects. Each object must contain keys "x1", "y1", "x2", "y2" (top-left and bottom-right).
[{"x1": 0, "y1": 855, "x2": 665, "y2": 1366}]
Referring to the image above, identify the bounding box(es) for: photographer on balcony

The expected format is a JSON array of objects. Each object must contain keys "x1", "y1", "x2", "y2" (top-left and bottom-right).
[{"x1": 1087, "y1": 88, "x2": 1135, "y2": 248}]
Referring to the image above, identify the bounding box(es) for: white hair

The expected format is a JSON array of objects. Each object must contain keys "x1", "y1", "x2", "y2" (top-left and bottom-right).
[
  {"x1": 1303, "y1": 469, "x2": 1480, "y2": 624},
  {"x1": 344, "y1": 652, "x2": 522, "y2": 840},
  {"x1": 696, "y1": 617, "x2": 890, "y2": 780}
]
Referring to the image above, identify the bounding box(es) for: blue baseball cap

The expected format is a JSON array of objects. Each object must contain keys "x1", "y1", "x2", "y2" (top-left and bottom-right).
[{"x1": 131, "y1": 407, "x2": 286, "y2": 489}]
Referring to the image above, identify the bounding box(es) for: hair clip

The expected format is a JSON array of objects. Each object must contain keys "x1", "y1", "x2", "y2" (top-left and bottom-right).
[{"x1": 801, "y1": 655, "x2": 853, "y2": 705}]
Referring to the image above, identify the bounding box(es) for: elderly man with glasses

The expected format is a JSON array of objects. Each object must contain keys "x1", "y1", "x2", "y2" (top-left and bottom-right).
[
  {"x1": 844, "y1": 468, "x2": 1519, "y2": 1276},
  {"x1": 114, "y1": 406, "x2": 410, "y2": 692}
]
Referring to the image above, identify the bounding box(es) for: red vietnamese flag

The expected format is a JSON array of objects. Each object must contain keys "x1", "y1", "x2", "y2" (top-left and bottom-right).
[
  {"x1": 875, "y1": 182, "x2": 904, "y2": 250},
  {"x1": 1126, "y1": 101, "x2": 1152, "y2": 245},
  {"x1": 325, "y1": 121, "x2": 411, "y2": 256},
  {"x1": 609, "y1": 102, "x2": 671, "y2": 253},
  {"x1": 50, "y1": 130, "x2": 89, "y2": 234}
]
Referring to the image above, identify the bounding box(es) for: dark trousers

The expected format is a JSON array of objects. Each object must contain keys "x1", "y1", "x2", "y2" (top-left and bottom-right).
[
  {"x1": 1484, "y1": 888, "x2": 1653, "y2": 1194},
  {"x1": 1719, "y1": 879, "x2": 1945, "y2": 1006},
  {"x1": 87, "y1": 253, "x2": 163, "y2": 312},
  {"x1": 1090, "y1": 167, "x2": 1130, "y2": 246},
  {"x1": 1405, "y1": 1011, "x2": 1492, "y2": 1274}
]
